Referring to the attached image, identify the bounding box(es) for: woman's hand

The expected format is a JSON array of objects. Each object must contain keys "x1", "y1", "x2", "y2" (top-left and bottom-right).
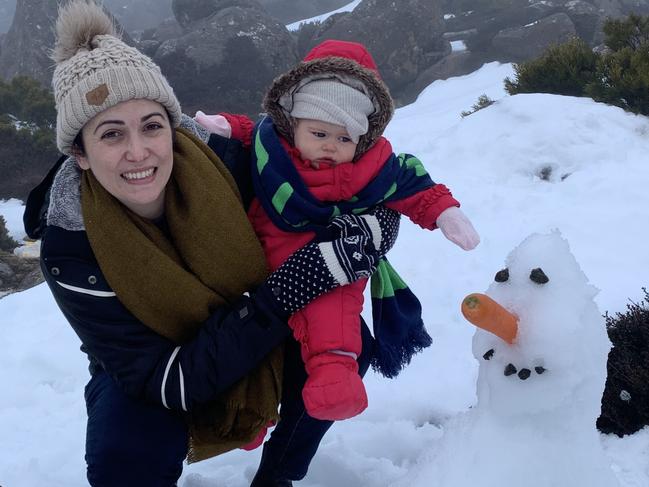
[
  {"x1": 326, "y1": 205, "x2": 400, "y2": 257},
  {"x1": 260, "y1": 218, "x2": 382, "y2": 316}
]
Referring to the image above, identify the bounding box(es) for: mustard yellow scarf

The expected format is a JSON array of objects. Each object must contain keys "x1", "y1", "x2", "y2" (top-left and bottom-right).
[{"x1": 81, "y1": 128, "x2": 283, "y2": 462}]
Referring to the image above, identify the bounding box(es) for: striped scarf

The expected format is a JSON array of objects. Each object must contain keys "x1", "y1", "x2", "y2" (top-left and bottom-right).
[{"x1": 251, "y1": 116, "x2": 433, "y2": 377}]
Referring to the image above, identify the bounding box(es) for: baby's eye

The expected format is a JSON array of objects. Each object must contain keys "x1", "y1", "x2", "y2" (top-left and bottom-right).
[
  {"x1": 311, "y1": 131, "x2": 326, "y2": 138},
  {"x1": 338, "y1": 136, "x2": 353, "y2": 143}
]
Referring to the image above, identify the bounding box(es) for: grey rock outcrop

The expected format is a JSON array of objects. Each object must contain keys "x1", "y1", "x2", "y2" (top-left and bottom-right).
[
  {"x1": 492, "y1": 12, "x2": 577, "y2": 61},
  {"x1": 0, "y1": 250, "x2": 44, "y2": 298},
  {"x1": 156, "y1": 1, "x2": 298, "y2": 116},
  {"x1": 103, "y1": 0, "x2": 173, "y2": 31},
  {"x1": 0, "y1": 0, "x2": 136, "y2": 86},
  {"x1": 304, "y1": 0, "x2": 449, "y2": 105},
  {"x1": 257, "y1": 0, "x2": 350, "y2": 23},
  {"x1": 172, "y1": 0, "x2": 262, "y2": 27},
  {"x1": 0, "y1": 0, "x2": 60, "y2": 87},
  {"x1": 0, "y1": 0, "x2": 15, "y2": 33},
  {"x1": 565, "y1": 0, "x2": 602, "y2": 44}
]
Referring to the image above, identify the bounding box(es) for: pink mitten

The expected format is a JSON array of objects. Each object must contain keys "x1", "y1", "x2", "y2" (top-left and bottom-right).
[
  {"x1": 436, "y1": 206, "x2": 480, "y2": 250},
  {"x1": 194, "y1": 111, "x2": 232, "y2": 138},
  {"x1": 239, "y1": 420, "x2": 275, "y2": 451}
]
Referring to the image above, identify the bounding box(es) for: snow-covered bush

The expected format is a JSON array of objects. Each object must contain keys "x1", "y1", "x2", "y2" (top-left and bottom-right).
[{"x1": 598, "y1": 289, "x2": 649, "y2": 436}]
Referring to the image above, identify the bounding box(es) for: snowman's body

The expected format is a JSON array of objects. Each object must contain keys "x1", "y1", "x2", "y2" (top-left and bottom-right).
[{"x1": 395, "y1": 232, "x2": 620, "y2": 487}]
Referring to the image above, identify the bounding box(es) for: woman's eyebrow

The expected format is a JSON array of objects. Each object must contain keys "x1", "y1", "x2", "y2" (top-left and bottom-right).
[{"x1": 93, "y1": 112, "x2": 166, "y2": 134}]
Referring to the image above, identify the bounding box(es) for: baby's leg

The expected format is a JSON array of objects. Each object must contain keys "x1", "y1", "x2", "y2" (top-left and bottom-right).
[{"x1": 289, "y1": 279, "x2": 367, "y2": 420}]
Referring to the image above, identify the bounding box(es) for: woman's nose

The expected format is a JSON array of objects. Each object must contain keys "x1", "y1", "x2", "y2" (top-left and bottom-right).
[{"x1": 125, "y1": 136, "x2": 149, "y2": 161}]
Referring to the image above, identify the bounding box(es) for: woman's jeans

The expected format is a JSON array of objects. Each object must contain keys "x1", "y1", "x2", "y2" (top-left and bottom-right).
[{"x1": 83, "y1": 321, "x2": 375, "y2": 486}]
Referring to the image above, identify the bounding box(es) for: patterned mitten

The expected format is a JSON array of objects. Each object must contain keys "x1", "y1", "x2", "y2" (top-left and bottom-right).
[
  {"x1": 262, "y1": 234, "x2": 378, "y2": 316},
  {"x1": 327, "y1": 205, "x2": 400, "y2": 257}
]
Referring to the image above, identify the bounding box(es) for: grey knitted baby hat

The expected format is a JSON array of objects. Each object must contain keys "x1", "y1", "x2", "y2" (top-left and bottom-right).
[
  {"x1": 290, "y1": 79, "x2": 374, "y2": 143},
  {"x1": 51, "y1": 0, "x2": 182, "y2": 155}
]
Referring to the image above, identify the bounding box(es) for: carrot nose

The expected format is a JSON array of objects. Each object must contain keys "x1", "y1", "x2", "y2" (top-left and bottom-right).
[{"x1": 461, "y1": 293, "x2": 519, "y2": 344}]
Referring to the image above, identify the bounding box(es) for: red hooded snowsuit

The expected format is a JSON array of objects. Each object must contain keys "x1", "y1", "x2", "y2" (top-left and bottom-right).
[{"x1": 229, "y1": 40, "x2": 459, "y2": 421}]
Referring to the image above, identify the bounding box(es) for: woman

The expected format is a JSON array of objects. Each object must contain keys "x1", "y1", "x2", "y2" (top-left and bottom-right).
[{"x1": 24, "y1": 2, "x2": 399, "y2": 486}]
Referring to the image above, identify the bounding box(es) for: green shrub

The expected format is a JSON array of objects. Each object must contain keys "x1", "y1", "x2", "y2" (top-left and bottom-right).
[
  {"x1": 585, "y1": 45, "x2": 649, "y2": 115},
  {"x1": 0, "y1": 75, "x2": 56, "y2": 128},
  {"x1": 504, "y1": 15, "x2": 649, "y2": 116},
  {"x1": 602, "y1": 13, "x2": 649, "y2": 51},
  {"x1": 0, "y1": 76, "x2": 59, "y2": 200},
  {"x1": 0, "y1": 215, "x2": 19, "y2": 252},
  {"x1": 461, "y1": 94, "x2": 496, "y2": 117},
  {"x1": 504, "y1": 37, "x2": 598, "y2": 96}
]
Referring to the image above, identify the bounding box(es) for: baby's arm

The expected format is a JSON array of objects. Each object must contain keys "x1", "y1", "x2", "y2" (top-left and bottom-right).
[
  {"x1": 385, "y1": 184, "x2": 458, "y2": 230},
  {"x1": 194, "y1": 111, "x2": 254, "y2": 146},
  {"x1": 386, "y1": 185, "x2": 480, "y2": 251}
]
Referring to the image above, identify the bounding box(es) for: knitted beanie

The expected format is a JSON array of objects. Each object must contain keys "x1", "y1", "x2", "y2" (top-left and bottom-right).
[
  {"x1": 51, "y1": 1, "x2": 182, "y2": 155},
  {"x1": 290, "y1": 79, "x2": 374, "y2": 143}
]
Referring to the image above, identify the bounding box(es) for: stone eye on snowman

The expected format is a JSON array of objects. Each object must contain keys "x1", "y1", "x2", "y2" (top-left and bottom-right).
[{"x1": 461, "y1": 231, "x2": 612, "y2": 421}]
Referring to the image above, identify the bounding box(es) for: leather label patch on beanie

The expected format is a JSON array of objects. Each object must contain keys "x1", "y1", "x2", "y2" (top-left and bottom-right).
[{"x1": 86, "y1": 84, "x2": 109, "y2": 106}]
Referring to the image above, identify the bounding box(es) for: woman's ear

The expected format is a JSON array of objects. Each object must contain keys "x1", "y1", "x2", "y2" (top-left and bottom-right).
[{"x1": 72, "y1": 148, "x2": 90, "y2": 170}]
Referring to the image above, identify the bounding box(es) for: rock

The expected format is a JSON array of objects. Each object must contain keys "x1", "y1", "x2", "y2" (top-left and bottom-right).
[
  {"x1": 0, "y1": 249, "x2": 44, "y2": 297},
  {"x1": 0, "y1": 260, "x2": 11, "y2": 279},
  {"x1": 257, "y1": 0, "x2": 351, "y2": 23},
  {"x1": 0, "y1": 0, "x2": 136, "y2": 87},
  {"x1": 0, "y1": 0, "x2": 60, "y2": 86},
  {"x1": 402, "y1": 51, "x2": 487, "y2": 105},
  {"x1": 103, "y1": 0, "x2": 173, "y2": 31},
  {"x1": 564, "y1": 0, "x2": 602, "y2": 44},
  {"x1": 155, "y1": 2, "x2": 298, "y2": 116},
  {"x1": 492, "y1": 13, "x2": 577, "y2": 62},
  {"x1": 172, "y1": 0, "x2": 263, "y2": 28}
]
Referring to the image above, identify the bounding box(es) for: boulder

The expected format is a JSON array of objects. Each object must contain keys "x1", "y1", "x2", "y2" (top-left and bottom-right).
[
  {"x1": 403, "y1": 51, "x2": 488, "y2": 105},
  {"x1": 492, "y1": 12, "x2": 577, "y2": 62},
  {"x1": 0, "y1": 0, "x2": 136, "y2": 87},
  {"x1": 0, "y1": 0, "x2": 60, "y2": 86},
  {"x1": 155, "y1": 2, "x2": 298, "y2": 116},
  {"x1": 257, "y1": 0, "x2": 351, "y2": 23},
  {"x1": 103, "y1": 0, "x2": 173, "y2": 31},
  {"x1": 563, "y1": 0, "x2": 602, "y2": 44},
  {"x1": 0, "y1": 249, "x2": 44, "y2": 298},
  {"x1": 0, "y1": 0, "x2": 14, "y2": 33},
  {"x1": 172, "y1": 0, "x2": 263, "y2": 28}
]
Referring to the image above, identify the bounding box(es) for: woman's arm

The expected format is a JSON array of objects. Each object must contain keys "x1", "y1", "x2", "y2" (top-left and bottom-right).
[{"x1": 41, "y1": 219, "x2": 380, "y2": 412}]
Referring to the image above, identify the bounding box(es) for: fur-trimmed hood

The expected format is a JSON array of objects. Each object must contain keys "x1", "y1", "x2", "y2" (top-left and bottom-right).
[{"x1": 263, "y1": 40, "x2": 394, "y2": 160}]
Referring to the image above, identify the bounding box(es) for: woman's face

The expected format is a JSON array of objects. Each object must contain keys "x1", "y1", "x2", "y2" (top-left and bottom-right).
[{"x1": 76, "y1": 99, "x2": 174, "y2": 219}]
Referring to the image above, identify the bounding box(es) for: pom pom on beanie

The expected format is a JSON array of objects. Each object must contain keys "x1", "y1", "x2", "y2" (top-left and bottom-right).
[{"x1": 51, "y1": 0, "x2": 181, "y2": 155}]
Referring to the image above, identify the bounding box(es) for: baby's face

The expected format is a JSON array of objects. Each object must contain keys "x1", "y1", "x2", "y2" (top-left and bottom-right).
[{"x1": 293, "y1": 118, "x2": 358, "y2": 168}]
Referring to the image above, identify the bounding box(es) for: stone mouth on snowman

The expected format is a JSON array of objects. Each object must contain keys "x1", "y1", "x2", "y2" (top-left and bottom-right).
[{"x1": 462, "y1": 266, "x2": 550, "y2": 381}]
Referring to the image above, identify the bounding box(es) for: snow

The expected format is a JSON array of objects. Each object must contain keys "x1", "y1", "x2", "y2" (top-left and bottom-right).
[
  {"x1": 450, "y1": 40, "x2": 467, "y2": 52},
  {"x1": 285, "y1": 0, "x2": 361, "y2": 31},
  {"x1": 2, "y1": 62, "x2": 649, "y2": 486}
]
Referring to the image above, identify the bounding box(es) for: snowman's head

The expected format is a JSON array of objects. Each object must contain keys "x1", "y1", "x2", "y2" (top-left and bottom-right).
[{"x1": 469, "y1": 231, "x2": 609, "y2": 419}]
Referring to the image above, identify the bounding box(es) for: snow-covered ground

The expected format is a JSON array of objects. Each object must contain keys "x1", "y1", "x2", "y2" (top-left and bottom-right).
[{"x1": 2, "y1": 62, "x2": 649, "y2": 486}]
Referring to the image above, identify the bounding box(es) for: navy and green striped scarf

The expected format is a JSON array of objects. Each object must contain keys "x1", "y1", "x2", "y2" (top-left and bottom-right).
[{"x1": 251, "y1": 116, "x2": 433, "y2": 377}]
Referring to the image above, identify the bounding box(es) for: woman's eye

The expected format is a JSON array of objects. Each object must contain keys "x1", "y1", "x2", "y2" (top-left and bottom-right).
[
  {"x1": 145, "y1": 122, "x2": 163, "y2": 132},
  {"x1": 100, "y1": 130, "x2": 121, "y2": 140}
]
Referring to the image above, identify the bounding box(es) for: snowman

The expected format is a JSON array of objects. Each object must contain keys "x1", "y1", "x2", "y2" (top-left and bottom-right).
[{"x1": 392, "y1": 231, "x2": 620, "y2": 487}]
